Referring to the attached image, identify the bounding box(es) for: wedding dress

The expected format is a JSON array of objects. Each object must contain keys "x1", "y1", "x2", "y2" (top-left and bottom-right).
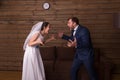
[{"x1": 22, "y1": 22, "x2": 46, "y2": 80}]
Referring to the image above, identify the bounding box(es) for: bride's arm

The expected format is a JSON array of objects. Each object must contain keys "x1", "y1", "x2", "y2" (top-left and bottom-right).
[
  {"x1": 28, "y1": 33, "x2": 44, "y2": 46},
  {"x1": 44, "y1": 35, "x2": 55, "y2": 44}
]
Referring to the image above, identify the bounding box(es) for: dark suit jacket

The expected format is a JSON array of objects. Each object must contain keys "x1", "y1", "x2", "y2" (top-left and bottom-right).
[{"x1": 62, "y1": 25, "x2": 94, "y2": 60}]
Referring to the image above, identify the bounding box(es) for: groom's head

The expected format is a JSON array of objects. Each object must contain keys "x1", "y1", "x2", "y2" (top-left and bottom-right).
[{"x1": 67, "y1": 17, "x2": 79, "y2": 29}]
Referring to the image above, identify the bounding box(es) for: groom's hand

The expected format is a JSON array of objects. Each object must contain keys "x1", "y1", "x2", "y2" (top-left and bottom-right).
[
  {"x1": 58, "y1": 32, "x2": 63, "y2": 38},
  {"x1": 67, "y1": 38, "x2": 77, "y2": 47}
]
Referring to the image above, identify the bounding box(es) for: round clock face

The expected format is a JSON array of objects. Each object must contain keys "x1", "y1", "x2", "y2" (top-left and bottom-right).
[{"x1": 43, "y1": 3, "x2": 50, "y2": 10}]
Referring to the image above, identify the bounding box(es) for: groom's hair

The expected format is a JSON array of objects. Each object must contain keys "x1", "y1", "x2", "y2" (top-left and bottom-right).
[
  {"x1": 41, "y1": 22, "x2": 49, "y2": 31},
  {"x1": 68, "y1": 17, "x2": 79, "y2": 25}
]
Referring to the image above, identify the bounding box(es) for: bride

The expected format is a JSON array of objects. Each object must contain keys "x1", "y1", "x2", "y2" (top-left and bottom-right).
[{"x1": 22, "y1": 22, "x2": 55, "y2": 80}]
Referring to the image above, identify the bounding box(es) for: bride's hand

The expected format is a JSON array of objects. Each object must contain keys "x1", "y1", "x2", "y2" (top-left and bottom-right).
[
  {"x1": 49, "y1": 34, "x2": 56, "y2": 41},
  {"x1": 44, "y1": 34, "x2": 56, "y2": 44}
]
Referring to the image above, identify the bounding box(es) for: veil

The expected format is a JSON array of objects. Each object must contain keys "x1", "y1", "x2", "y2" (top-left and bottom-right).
[{"x1": 23, "y1": 22, "x2": 43, "y2": 51}]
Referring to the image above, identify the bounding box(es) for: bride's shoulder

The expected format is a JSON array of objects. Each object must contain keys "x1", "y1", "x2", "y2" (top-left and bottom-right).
[
  {"x1": 33, "y1": 31, "x2": 40, "y2": 35},
  {"x1": 35, "y1": 31, "x2": 40, "y2": 33},
  {"x1": 31, "y1": 31, "x2": 40, "y2": 37}
]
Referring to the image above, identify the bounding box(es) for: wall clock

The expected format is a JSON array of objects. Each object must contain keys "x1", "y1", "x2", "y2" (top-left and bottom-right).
[{"x1": 43, "y1": 2, "x2": 50, "y2": 10}]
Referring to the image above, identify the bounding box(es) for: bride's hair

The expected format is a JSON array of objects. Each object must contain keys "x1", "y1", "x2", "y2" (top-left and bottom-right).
[{"x1": 41, "y1": 22, "x2": 49, "y2": 31}]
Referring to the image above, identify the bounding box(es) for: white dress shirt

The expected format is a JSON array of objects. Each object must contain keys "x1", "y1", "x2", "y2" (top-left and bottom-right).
[{"x1": 73, "y1": 25, "x2": 79, "y2": 36}]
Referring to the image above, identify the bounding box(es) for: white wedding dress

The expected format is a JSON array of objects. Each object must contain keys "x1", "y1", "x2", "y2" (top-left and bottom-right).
[{"x1": 22, "y1": 31, "x2": 46, "y2": 80}]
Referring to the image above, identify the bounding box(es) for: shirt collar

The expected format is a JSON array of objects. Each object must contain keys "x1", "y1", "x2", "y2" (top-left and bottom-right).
[{"x1": 74, "y1": 25, "x2": 79, "y2": 31}]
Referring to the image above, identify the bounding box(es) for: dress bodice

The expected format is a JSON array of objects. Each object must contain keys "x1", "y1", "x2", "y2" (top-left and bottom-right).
[{"x1": 39, "y1": 33, "x2": 44, "y2": 42}]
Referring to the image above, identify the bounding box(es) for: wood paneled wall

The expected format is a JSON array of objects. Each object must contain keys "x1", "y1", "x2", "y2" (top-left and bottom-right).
[{"x1": 0, "y1": 0, "x2": 120, "y2": 80}]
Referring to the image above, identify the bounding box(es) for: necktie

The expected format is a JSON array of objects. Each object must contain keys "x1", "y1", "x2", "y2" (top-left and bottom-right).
[
  {"x1": 71, "y1": 30, "x2": 75, "y2": 41},
  {"x1": 71, "y1": 30, "x2": 74, "y2": 37}
]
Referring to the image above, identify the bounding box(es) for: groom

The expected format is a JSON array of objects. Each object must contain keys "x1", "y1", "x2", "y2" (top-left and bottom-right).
[{"x1": 58, "y1": 17, "x2": 97, "y2": 80}]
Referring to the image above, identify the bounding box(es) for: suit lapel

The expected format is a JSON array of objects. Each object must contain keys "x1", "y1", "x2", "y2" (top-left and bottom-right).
[{"x1": 75, "y1": 25, "x2": 81, "y2": 37}]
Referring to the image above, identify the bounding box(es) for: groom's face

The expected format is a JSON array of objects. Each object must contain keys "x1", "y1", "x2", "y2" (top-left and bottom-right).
[{"x1": 67, "y1": 19, "x2": 74, "y2": 29}]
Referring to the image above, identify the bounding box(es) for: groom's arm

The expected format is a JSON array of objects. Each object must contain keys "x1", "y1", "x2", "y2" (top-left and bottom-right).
[
  {"x1": 58, "y1": 32, "x2": 73, "y2": 41},
  {"x1": 61, "y1": 34, "x2": 71, "y2": 41}
]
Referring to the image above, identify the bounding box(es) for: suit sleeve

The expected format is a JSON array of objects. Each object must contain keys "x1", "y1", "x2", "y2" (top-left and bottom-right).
[{"x1": 62, "y1": 34, "x2": 73, "y2": 41}]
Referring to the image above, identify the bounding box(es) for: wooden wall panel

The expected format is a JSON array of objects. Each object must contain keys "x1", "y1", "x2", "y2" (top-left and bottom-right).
[{"x1": 0, "y1": 0, "x2": 120, "y2": 79}]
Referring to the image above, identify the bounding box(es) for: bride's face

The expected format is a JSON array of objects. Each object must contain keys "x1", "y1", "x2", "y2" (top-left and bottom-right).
[{"x1": 44, "y1": 24, "x2": 50, "y2": 34}]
